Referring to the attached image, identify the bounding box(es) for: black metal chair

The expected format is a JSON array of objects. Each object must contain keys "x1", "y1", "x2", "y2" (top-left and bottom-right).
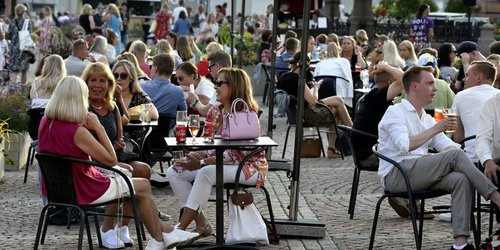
[
  {"x1": 261, "y1": 64, "x2": 273, "y2": 106},
  {"x1": 313, "y1": 75, "x2": 349, "y2": 100},
  {"x1": 337, "y1": 125, "x2": 378, "y2": 219},
  {"x1": 34, "y1": 153, "x2": 144, "y2": 250},
  {"x1": 458, "y1": 135, "x2": 497, "y2": 245},
  {"x1": 370, "y1": 145, "x2": 478, "y2": 250},
  {"x1": 149, "y1": 114, "x2": 176, "y2": 173},
  {"x1": 24, "y1": 108, "x2": 45, "y2": 183},
  {"x1": 282, "y1": 95, "x2": 330, "y2": 158}
]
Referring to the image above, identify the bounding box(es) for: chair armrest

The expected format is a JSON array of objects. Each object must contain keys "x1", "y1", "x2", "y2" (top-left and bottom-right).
[
  {"x1": 459, "y1": 135, "x2": 476, "y2": 150},
  {"x1": 372, "y1": 145, "x2": 414, "y2": 196},
  {"x1": 233, "y1": 147, "x2": 268, "y2": 189},
  {"x1": 338, "y1": 125, "x2": 378, "y2": 140}
]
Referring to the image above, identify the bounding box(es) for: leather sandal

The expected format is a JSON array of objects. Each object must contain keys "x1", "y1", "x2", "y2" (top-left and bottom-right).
[
  {"x1": 327, "y1": 147, "x2": 342, "y2": 158},
  {"x1": 195, "y1": 223, "x2": 215, "y2": 238}
]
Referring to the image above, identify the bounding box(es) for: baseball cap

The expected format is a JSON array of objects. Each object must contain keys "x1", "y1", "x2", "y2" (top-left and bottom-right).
[
  {"x1": 456, "y1": 41, "x2": 479, "y2": 55},
  {"x1": 418, "y1": 53, "x2": 437, "y2": 68}
]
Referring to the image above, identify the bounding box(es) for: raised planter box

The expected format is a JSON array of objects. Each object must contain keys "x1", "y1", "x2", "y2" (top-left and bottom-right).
[{"x1": 3, "y1": 132, "x2": 31, "y2": 171}]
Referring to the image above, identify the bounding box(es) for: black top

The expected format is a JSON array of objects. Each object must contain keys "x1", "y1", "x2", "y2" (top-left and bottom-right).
[
  {"x1": 349, "y1": 52, "x2": 358, "y2": 71},
  {"x1": 93, "y1": 13, "x2": 103, "y2": 34},
  {"x1": 352, "y1": 86, "x2": 392, "y2": 159},
  {"x1": 89, "y1": 105, "x2": 118, "y2": 141},
  {"x1": 277, "y1": 71, "x2": 314, "y2": 101},
  {"x1": 79, "y1": 14, "x2": 92, "y2": 34}
]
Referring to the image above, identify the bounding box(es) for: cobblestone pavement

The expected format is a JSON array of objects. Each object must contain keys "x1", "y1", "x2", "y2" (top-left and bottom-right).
[{"x1": 0, "y1": 100, "x2": 492, "y2": 249}]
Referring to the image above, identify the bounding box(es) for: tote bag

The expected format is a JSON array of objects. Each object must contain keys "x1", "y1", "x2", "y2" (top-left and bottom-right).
[
  {"x1": 226, "y1": 197, "x2": 269, "y2": 245},
  {"x1": 18, "y1": 19, "x2": 36, "y2": 54}
]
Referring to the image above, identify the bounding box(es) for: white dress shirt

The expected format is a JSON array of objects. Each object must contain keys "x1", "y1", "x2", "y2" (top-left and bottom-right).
[
  {"x1": 378, "y1": 99, "x2": 459, "y2": 185},
  {"x1": 195, "y1": 77, "x2": 215, "y2": 100},
  {"x1": 452, "y1": 84, "x2": 500, "y2": 160},
  {"x1": 476, "y1": 92, "x2": 500, "y2": 164}
]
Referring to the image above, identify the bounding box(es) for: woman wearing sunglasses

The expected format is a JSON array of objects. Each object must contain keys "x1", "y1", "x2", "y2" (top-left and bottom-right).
[
  {"x1": 176, "y1": 62, "x2": 215, "y2": 113},
  {"x1": 167, "y1": 68, "x2": 267, "y2": 244}
]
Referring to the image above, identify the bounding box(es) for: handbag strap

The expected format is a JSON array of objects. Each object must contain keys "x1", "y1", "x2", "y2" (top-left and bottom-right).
[
  {"x1": 21, "y1": 19, "x2": 29, "y2": 31},
  {"x1": 230, "y1": 98, "x2": 250, "y2": 114}
]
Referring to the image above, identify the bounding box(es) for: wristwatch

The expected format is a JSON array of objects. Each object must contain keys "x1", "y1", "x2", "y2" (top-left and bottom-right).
[{"x1": 200, "y1": 159, "x2": 206, "y2": 168}]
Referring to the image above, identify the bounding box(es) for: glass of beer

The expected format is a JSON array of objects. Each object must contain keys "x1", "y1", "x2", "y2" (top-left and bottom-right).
[
  {"x1": 443, "y1": 108, "x2": 457, "y2": 133},
  {"x1": 434, "y1": 107, "x2": 444, "y2": 122},
  {"x1": 188, "y1": 114, "x2": 200, "y2": 144}
]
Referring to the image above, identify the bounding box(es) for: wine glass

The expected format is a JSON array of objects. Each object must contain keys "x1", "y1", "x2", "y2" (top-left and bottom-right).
[{"x1": 188, "y1": 114, "x2": 200, "y2": 144}]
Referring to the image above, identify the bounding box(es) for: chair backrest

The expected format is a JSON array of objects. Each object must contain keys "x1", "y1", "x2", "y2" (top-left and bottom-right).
[
  {"x1": 150, "y1": 114, "x2": 176, "y2": 150},
  {"x1": 27, "y1": 108, "x2": 45, "y2": 140},
  {"x1": 314, "y1": 75, "x2": 346, "y2": 100},
  {"x1": 285, "y1": 95, "x2": 298, "y2": 125},
  {"x1": 35, "y1": 153, "x2": 80, "y2": 205},
  {"x1": 338, "y1": 125, "x2": 378, "y2": 169}
]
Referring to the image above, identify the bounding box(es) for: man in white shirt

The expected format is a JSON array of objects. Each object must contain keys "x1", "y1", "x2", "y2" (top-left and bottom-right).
[
  {"x1": 173, "y1": 0, "x2": 188, "y2": 23},
  {"x1": 64, "y1": 39, "x2": 93, "y2": 77},
  {"x1": 453, "y1": 61, "x2": 500, "y2": 160},
  {"x1": 378, "y1": 65, "x2": 500, "y2": 250}
]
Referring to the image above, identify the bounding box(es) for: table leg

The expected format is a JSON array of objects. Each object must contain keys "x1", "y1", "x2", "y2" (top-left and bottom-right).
[{"x1": 215, "y1": 149, "x2": 224, "y2": 244}]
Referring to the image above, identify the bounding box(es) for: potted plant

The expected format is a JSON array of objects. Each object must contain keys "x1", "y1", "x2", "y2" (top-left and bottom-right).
[
  {"x1": 494, "y1": 21, "x2": 500, "y2": 41},
  {"x1": 0, "y1": 93, "x2": 30, "y2": 172}
]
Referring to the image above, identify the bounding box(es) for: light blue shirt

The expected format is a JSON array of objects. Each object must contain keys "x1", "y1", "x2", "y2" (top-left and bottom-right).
[{"x1": 141, "y1": 77, "x2": 186, "y2": 117}]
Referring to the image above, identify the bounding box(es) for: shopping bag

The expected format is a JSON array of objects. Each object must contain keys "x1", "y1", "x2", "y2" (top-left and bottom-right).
[
  {"x1": 226, "y1": 193, "x2": 269, "y2": 245},
  {"x1": 18, "y1": 19, "x2": 36, "y2": 54}
]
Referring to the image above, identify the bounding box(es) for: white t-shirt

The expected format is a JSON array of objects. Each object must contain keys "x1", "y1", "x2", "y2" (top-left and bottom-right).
[
  {"x1": 313, "y1": 57, "x2": 354, "y2": 107},
  {"x1": 452, "y1": 84, "x2": 500, "y2": 160},
  {"x1": 173, "y1": 6, "x2": 188, "y2": 22},
  {"x1": 195, "y1": 77, "x2": 215, "y2": 100},
  {"x1": 202, "y1": 23, "x2": 219, "y2": 39}
]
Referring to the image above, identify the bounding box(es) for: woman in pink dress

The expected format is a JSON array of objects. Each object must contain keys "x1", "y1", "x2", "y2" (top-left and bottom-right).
[
  {"x1": 38, "y1": 76, "x2": 199, "y2": 250},
  {"x1": 155, "y1": 4, "x2": 170, "y2": 41},
  {"x1": 39, "y1": 6, "x2": 54, "y2": 55}
]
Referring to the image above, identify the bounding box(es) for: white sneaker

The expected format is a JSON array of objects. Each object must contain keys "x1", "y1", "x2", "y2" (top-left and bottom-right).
[
  {"x1": 163, "y1": 225, "x2": 200, "y2": 249},
  {"x1": 115, "y1": 225, "x2": 133, "y2": 247},
  {"x1": 99, "y1": 227, "x2": 125, "y2": 249},
  {"x1": 438, "y1": 212, "x2": 452, "y2": 223},
  {"x1": 150, "y1": 171, "x2": 169, "y2": 188},
  {"x1": 145, "y1": 238, "x2": 165, "y2": 250}
]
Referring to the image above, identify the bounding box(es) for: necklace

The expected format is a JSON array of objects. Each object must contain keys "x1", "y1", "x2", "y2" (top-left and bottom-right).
[{"x1": 90, "y1": 103, "x2": 103, "y2": 110}]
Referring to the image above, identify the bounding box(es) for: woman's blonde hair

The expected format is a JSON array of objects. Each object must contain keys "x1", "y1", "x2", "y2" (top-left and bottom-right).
[
  {"x1": 218, "y1": 68, "x2": 259, "y2": 112},
  {"x1": 160, "y1": 3, "x2": 169, "y2": 12},
  {"x1": 117, "y1": 52, "x2": 147, "y2": 77},
  {"x1": 81, "y1": 62, "x2": 116, "y2": 111},
  {"x1": 205, "y1": 42, "x2": 224, "y2": 56},
  {"x1": 130, "y1": 40, "x2": 148, "y2": 59},
  {"x1": 15, "y1": 4, "x2": 27, "y2": 18},
  {"x1": 112, "y1": 60, "x2": 142, "y2": 94},
  {"x1": 383, "y1": 40, "x2": 405, "y2": 69},
  {"x1": 399, "y1": 40, "x2": 418, "y2": 65},
  {"x1": 157, "y1": 39, "x2": 173, "y2": 54},
  {"x1": 107, "y1": 3, "x2": 120, "y2": 17},
  {"x1": 207, "y1": 13, "x2": 216, "y2": 24},
  {"x1": 81, "y1": 4, "x2": 93, "y2": 15},
  {"x1": 177, "y1": 35, "x2": 194, "y2": 62},
  {"x1": 42, "y1": 6, "x2": 52, "y2": 17},
  {"x1": 326, "y1": 42, "x2": 340, "y2": 58},
  {"x1": 45, "y1": 76, "x2": 88, "y2": 124},
  {"x1": 34, "y1": 55, "x2": 66, "y2": 96}
]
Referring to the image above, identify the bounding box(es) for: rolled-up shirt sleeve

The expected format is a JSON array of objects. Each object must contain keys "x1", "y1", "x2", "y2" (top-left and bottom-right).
[{"x1": 476, "y1": 99, "x2": 495, "y2": 164}]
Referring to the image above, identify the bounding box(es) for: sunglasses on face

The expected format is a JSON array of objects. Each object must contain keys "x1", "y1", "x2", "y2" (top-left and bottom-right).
[
  {"x1": 113, "y1": 72, "x2": 128, "y2": 80},
  {"x1": 214, "y1": 79, "x2": 230, "y2": 87},
  {"x1": 177, "y1": 76, "x2": 184, "y2": 81},
  {"x1": 207, "y1": 63, "x2": 217, "y2": 72}
]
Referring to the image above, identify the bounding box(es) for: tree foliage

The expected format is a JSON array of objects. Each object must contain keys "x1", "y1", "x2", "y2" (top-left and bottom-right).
[
  {"x1": 374, "y1": 0, "x2": 438, "y2": 20},
  {"x1": 445, "y1": 0, "x2": 469, "y2": 13}
]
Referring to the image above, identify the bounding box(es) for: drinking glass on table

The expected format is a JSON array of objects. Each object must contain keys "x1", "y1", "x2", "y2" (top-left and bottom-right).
[
  {"x1": 188, "y1": 114, "x2": 200, "y2": 143},
  {"x1": 442, "y1": 108, "x2": 457, "y2": 133}
]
